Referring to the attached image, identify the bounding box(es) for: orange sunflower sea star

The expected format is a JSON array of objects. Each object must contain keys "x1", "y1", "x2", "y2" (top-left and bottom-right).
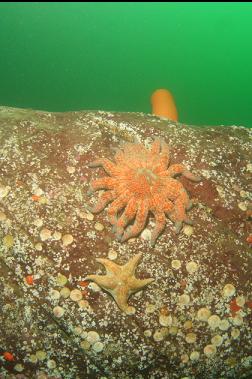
[{"x1": 88, "y1": 139, "x2": 200, "y2": 246}]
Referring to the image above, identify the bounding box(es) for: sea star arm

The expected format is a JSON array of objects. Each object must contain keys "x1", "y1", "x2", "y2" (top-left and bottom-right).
[
  {"x1": 152, "y1": 140, "x2": 170, "y2": 173},
  {"x1": 161, "y1": 164, "x2": 201, "y2": 182},
  {"x1": 96, "y1": 258, "x2": 121, "y2": 275},
  {"x1": 126, "y1": 143, "x2": 144, "y2": 157},
  {"x1": 122, "y1": 252, "x2": 142, "y2": 275},
  {"x1": 169, "y1": 191, "x2": 194, "y2": 233},
  {"x1": 177, "y1": 187, "x2": 191, "y2": 208},
  {"x1": 89, "y1": 158, "x2": 119, "y2": 176},
  {"x1": 115, "y1": 197, "x2": 138, "y2": 240},
  {"x1": 151, "y1": 210, "x2": 167, "y2": 247},
  {"x1": 114, "y1": 148, "x2": 124, "y2": 164},
  {"x1": 158, "y1": 140, "x2": 170, "y2": 170},
  {"x1": 163, "y1": 200, "x2": 174, "y2": 213},
  {"x1": 170, "y1": 187, "x2": 192, "y2": 218},
  {"x1": 150, "y1": 139, "x2": 162, "y2": 154},
  {"x1": 89, "y1": 190, "x2": 116, "y2": 213},
  {"x1": 88, "y1": 177, "x2": 115, "y2": 194},
  {"x1": 107, "y1": 193, "x2": 129, "y2": 225},
  {"x1": 112, "y1": 286, "x2": 132, "y2": 313},
  {"x1": 129, "y1": 277, "x2": 155, "y2": 292},
  {"x1": 84, "y1": 274, "x2": 117, "y2": 290},
  {"x1": 113, "y1": 277, "x2": 154, "y2": 314},
  {"x1": 121, "y1": 200, "x2": 149, "y2": 242}
]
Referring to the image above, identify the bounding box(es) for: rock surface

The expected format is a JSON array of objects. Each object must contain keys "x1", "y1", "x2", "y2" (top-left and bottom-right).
[{"x1": 0, "y1": 106, "x2": 251, "y2": 379}]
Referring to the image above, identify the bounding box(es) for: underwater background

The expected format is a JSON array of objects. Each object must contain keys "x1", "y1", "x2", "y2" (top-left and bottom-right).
[{"x1": 0, "y1": 2, "x2": 252, "y2": 127}]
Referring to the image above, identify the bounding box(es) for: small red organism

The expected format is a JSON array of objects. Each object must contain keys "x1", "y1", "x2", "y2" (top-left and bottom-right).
[
  {"x1": 78, "y1": 280, "x2": 89, "y2": 287},
  {"x1": 229, "y1": 299, "x2": 241, "y2": 316},
  {"x1": 3, "y1": 351, "x2": 15, "y2": 361},
  {"x1": 246, "y1": 234, "x2": 252, "y2": 244},
  {"x1": 31, "y1": 194, "x2": 40, "y2": 202},
  {"x1": 25, "y1": 275, "x2": 34, "y2": 285},
  {"x1": 246, "y1": 300, "x2": 252, "y2": 309}
]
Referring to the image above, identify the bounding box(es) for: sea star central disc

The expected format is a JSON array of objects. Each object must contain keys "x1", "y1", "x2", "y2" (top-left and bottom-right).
[
  {"x1": 88, "y1": 139, "x2": 200, "y2": 246},
  {"x1": 84, "y1": 253, "x2": 154, "y2": 314}
]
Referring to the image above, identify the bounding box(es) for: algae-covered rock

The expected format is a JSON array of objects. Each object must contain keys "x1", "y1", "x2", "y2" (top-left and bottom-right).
[{"x1": 0, "y1": 106, "x2": 251, "y2": 379}]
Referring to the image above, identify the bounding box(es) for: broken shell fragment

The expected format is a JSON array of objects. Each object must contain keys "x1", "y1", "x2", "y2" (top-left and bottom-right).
[
  {"x1": 56, "y1": 273, "x2": 68, "y2": 286},
  {"x1": 73, "y1": 326, "x2": 82, "y2": 335},
  {"x1": 108, "y1": 249, "x2": 118, "y2": 260},
  {"x1": 92, "y1": 341, "x2": 104, "y2": 352},
  {"x1": 185, "y1": 332, "x2": 197, "y2": 344},
  {"x1": 3, "y1": 234, "x2": 14, "y2": 248},
  {"x1": 171, "y1": 259, "x2": 181, "y2": 270},
  {"x1": 144, "y1": 329, "x2": 152, "y2": 337},
  {"x1": 204, "y1": 344, "x2": 216, "y2": 357},
  {"x1": 223, "y1": 283, "x2": 236, "y2": 297},
  {"x1": 86, "y1": 331, "x2": 100, "y2": 344},
  {"x1": 40, "y1": 228, "x2": 52, "y2": 241},
  {"x1": 36, "y1": 350, "x2": 47, "y2": 361},
  {"x1": 236, "y1": 296, "x2": 245, "y2": 307},
  {"x1": 62, "y1": 233, "x2": 74, "y2": 246},
  {"x1": 47, "y1": 360, "x2": 56, "y2": 369},
  {"x1": 219, "y1": 319, "x2": 230, "y2": 331},
  {"x1": 211, "y1": 335, "x2": 223, "y2": 346},
  {"x1": 94, "y1": 222, "x2": 104, "y2": 231},
  {"x1": 190, "y1": 351, "x2": 200, "y2": 361},
  {"x1": 53, "y1": 231, "x2": 62, "y2": 240},
  {"x1": 159, "y1": 314, "x2": 173, "y2": 327},
  {"x1": 0, "y1": 184, "x2": 10, "y2": 199},
  {"x1": 184, "y1": 320, "x2": 193, "y2": 329},
  {"x1": 88, "y1": 282, "x2": 101, "y2": 292},
  {"x1": 181, "y1": 354, "x2": 189, "y2": 363},
  {"x1": 35, "y1": 242, "x2": 43, "y2": 251},
  {"x1": 70, "y1": 289, "x2": 83, "y2": 302},
  {"x1": 153, "y1": 330, "x2": 164, "y2": 342},
  {"x1": 231, "y1": 328, "x2": 240, "y2": 339},
  {"x1": 60, "y1": 287, "x2": 70, "y2": 298},
  {"x1": 208, "y1": 315, "x2": 221, "y2": 329},
  {"x1": 178, "y1": 294, "x2": 190, "y2": 305},
  {"x1": 183, "y1": 225, "x2": 194, "y2": 236},
  {"x1": 14, "y1": 364, "x2": 24, "y2": 372},
  {"x1": 81, "y1": 340, "x2": 90, "y2": 350},
  {"x1": 233, "y1": 314, "x2": 243, "y2": 326},
  {"x1": 146, "y1": 303, "x2": 156, "y2": 314},
  {"x1": 53, "y1": 306, "x2": 65, "y2": 318},
  {"x1": 0, "y1": 211, "x2": 7, "y2": 221},
  {"x1": 186, "y1": 261, "x2": 198, "y2": 274},
  {"x1": 49, "y1": 289, "x2": 60, "y2": 300},
  {"x1": 78, "y1": 300, "x2": 90, "y2": 309}
]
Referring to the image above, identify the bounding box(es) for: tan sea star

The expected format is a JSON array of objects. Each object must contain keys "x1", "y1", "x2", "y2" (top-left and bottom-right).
[
  {"x1": 88, "y1": 139, "x2": 200, "y2": 246},
  {"x1": 84, "y1": 253, "x2": 154, "y2": 314}
]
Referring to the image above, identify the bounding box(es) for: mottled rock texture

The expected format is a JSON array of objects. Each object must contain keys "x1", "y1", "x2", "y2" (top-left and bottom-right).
[{"x1": 0, "y1": 106, "x2": 251, "y2": 379}]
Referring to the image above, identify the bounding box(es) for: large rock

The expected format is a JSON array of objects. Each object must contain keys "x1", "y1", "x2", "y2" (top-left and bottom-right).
[{"x1": 0, "y1": 106, "x2": 251, "y2": 379}]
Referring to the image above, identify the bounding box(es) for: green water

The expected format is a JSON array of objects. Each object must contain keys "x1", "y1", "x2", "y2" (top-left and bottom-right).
[{"x1": 0, "y1": 2, "x2": 252, "y2": 127}]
